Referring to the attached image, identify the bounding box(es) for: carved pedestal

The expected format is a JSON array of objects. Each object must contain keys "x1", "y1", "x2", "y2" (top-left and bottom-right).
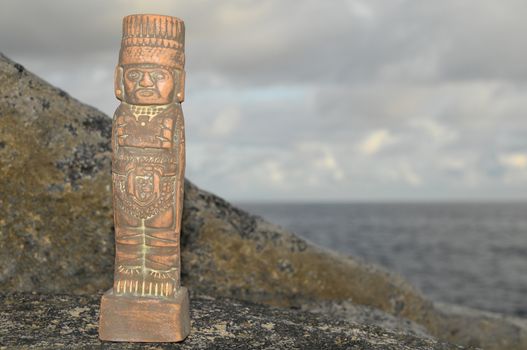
[{"x1": 99, "y1": 287, "x2": 190, "y2": 342}]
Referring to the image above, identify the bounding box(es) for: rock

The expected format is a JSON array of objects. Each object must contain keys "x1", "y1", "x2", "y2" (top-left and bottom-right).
[
  {"x1": 0, "y1": 53, "x2": 525, "y2": 349},
  {"x1": 433, "y1": 303, "x2": 527, "y2": 350},
  {"x1": 0, "y1": 292, "x2": 465, "y2": 350},
  {"x1": 0, "y1": 53, "x2": 114, "y2": 294},
  {"x1": 300, "y1": 300, "x2": 434, "y2": 340}
]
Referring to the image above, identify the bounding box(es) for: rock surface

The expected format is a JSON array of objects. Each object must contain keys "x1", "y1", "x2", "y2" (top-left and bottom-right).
[
  {"x1": 0, "y1": 53, "x2": 113, "y2": 294},
  {"x1": 301, "y1": 300, "x2": 433, "y2": 340},
  {"x1": 0, "y1": 53, "x2": 526, "y2": 349},
  {"x1": 0, "y1": 293, "x2": 465, "y2": 350}
]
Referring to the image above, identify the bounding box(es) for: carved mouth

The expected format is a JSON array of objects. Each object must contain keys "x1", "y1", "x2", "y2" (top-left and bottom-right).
[{"x1": 137, "y1": 89, "x2": 156, "y2": 97}]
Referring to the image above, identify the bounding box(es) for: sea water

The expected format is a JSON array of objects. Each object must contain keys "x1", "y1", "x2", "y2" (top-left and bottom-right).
[{"x1": 239, "y1": 202, "x2": 527, "y2": 317}]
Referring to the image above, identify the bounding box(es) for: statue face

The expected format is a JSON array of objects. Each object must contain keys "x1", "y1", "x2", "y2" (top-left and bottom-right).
[{"x1": 122, "y1": 64, "x2": 175, "y2": 105}]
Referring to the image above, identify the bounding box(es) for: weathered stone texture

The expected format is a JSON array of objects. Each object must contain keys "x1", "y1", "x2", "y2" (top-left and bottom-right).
[
  {"x1": 0, "y1": 53, "x2": 113, "y2": 294},
  {"x1": 0, "y1": 293, "x2": 465, "y2": 350}
]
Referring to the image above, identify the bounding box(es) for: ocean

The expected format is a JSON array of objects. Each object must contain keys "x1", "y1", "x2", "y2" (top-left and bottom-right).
[{"x1": 238, "y1": 202, "x2": 527, "y2": 317}]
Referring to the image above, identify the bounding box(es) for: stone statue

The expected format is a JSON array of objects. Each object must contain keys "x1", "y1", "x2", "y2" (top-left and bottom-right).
[{"x1": 99, "y1": 14, "x2": 190, "y2": 342}]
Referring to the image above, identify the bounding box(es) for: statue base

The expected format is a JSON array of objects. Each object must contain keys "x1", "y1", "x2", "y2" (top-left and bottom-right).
[{"x1": 98, "y1": 287, "x2": 190, "y2": 342}]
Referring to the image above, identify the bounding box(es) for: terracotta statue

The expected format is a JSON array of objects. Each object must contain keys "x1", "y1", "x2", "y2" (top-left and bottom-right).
[{"x1": 99, "y1": 14, "x2": 190, "y2": 342}]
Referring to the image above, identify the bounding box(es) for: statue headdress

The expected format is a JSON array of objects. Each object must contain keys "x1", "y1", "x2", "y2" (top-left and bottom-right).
[{"x1": 119, "y1": 14, "x2": 185, "y2": 69}]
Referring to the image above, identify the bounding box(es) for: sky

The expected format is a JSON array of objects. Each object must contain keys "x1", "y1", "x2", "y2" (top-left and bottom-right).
[{"x1": 2, "y1": 0, "x2": 527, "y2": 202}]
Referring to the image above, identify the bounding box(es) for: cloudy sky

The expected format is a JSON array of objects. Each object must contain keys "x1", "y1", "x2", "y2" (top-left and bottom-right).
[{"x1": 2, "y1": 0, "x2": 527, "y2": 201}]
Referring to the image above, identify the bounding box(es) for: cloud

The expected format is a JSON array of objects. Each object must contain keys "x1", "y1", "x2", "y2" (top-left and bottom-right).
[
  {"x1": 2, "y1": 0, "x2": 527, "y2": 200},
  {"x1": 208, "y1": 106, "x2": 241, "y2": 137},
  {"x1": 499, "y1": 153, "x2": 527, "y2": 170},
  {"x1": 297, "y1": 142, "x2": 345, "y2": 182},
  {"x1": 389, "y1": 162, "x2": 423, "y2": 187},
  {"x1": 439, "y1": 157, "x2": 467, "y2": 172},
  {"x1": 409, "y1": 119, "x2": 457, "y2": 145},
  {"x1": 314, "y1": 152, "x2": 345, "y2": 181},
  {"x1": 346, "y1": 0, "x2": 376, "y2": 21},
  {"x1": 358, "y1": 130, "x2": 398, "y2": 155}
]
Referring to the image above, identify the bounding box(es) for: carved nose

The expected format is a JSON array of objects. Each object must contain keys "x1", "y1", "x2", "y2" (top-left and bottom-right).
[{"x1": 139, "y1": 73, "x2": 154, "y2": 87}]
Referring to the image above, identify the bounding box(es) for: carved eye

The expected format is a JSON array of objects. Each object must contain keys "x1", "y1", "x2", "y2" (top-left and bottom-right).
[
  {"x1": 127, "y1": 70, "x2": 142, "y2": 81},
  {"x1": 150, "y1": 71, "x2": 166, "y2": 81}
]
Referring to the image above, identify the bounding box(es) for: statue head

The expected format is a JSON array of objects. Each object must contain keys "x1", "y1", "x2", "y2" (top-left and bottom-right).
[{"x1": 115, "y1": 14, "x2": 185, "y2": 105}]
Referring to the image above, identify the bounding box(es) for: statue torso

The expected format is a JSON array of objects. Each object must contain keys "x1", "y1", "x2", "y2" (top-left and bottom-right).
[{"x1": 115, "y1": 104, "x2": 176, "y2": 149}]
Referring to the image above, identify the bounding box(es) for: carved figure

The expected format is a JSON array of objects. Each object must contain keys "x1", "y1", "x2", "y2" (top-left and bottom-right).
[{"x1": 99, "y1": 14, "x2": 190, "y2": 342}]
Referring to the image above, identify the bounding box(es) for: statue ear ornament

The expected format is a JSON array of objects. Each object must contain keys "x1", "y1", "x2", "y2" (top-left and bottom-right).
[
  {"x1": 114, "y1": 66, "x2": 124, "y2": 100},
  {"x1": 176, "y1": 92, "x2": 184, "y2": 102},
  {"x1": 176, "y1": 70, "x2": 185, "y2": 103}
]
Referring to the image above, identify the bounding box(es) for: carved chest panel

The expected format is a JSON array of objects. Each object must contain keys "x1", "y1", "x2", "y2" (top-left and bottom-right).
[{"x1": 116, "y1": 112, "x2": 174, "y2": 149}]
